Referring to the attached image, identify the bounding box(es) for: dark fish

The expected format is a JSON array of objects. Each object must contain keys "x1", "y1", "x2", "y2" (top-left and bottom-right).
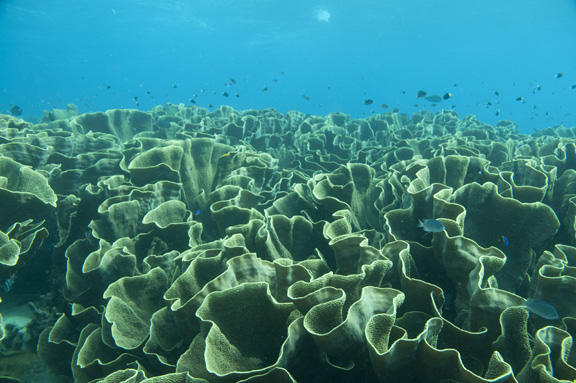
[
  {"x1": 523, "y1": 298, "x2": 559, "y2": 319},
  {"x1": 443, "y1": 93, "x2": 452, "y2": 100},
  {"x1": 417, "y1": 219, "x2": 445, "y2": 233},
  {"x1": 556, "y1": 73, "x2": 564, "y2": 78},
  {"x1": 425, "y1": 95, "x2": 442, "y2": 102},
  {"x1": 273, "y1": 79, "x2": 278, "y2": 82},
  {"x1": 172, "y1": 84, "x2": 178, "y2": 88},
  {"x1": 303, "y1": 95, "x2": 310, "y2": 101},
  {"x1": 263, "y1": 87, "x2": 269, "y2": 91},
  {"x1": 494, "y1": 91, "x2": 500, "y2": 96},
  {"x1": 133, "y1": 96, "x2": 138, "y2": 101},
  {"x1": 280, "y1": 71, "x2": 285, "y2": 75},
  {"x1": 222, "y1": 92, "x2": 229, "y2": 97},
  {"x1": 234, "y1": 93, "x2": 240, "y2": 97},
  {"x1": 10, "y1": 105, "x2": 22, "y2": 116},
  {"x1": 363, "y1": 99, "x2": 374, "y2": 105},
  {"x1": 105, "y1": 83, "x2": 111, "y2": 89},
  {"x1": 516, "y1": 97, "x2": 524, "y2": 102},
  {"x1": 487, "y1": 102, "x2": 493, "y2": 106},
  {"x1": 571, "y1": 85, "x2": 576, "y2": 89},
  {"x1": 380, "y1": 104, "x2": 389, "y2": 109},
  {"x1": 495, "y1": 109, "x2": 500, "y2": 116},
  {"x1": 189, "y1": 99, "x2": 196, "y2": 104},
  {"x1": 146, "y1": 90, "x2": 151, "y2": 94},
  {"x1": 416, "y1": 90, "x2": 427, "y2": 98},
  {"x1": 230, "y1": 78, "x2": 237, "y2": 84},
  {"x1": 392, "y1": 107, "x2": 400, "y2": 113},
  {"x1": 208, "y1": 104, "x2": 213, "y2": 107}
]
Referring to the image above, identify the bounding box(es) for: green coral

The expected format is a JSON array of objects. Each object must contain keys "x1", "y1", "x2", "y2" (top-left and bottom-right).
[{"x1": 1, "y1": 104, "x2": 574, "y2": 382}]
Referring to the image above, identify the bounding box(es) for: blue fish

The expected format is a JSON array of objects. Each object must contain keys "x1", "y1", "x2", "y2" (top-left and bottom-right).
[
  {"x1": 501, "y1": 235, "x2": 509, "y2": 247},
  {"x1": 195, "y1": 209, "x2": 201, "y2": 216},
  {"x1": 418, "y1": 219, "x2": 445, "y2": 233},
  {"x1": 522, "y1": 298, "x2": 559, "y2": 320},
  {"x1": 1, "y1": 274, "x2": 16, "y2": 293},
  {"x1": 154, "y1": 120, "x2": 171, "y2": 129}
]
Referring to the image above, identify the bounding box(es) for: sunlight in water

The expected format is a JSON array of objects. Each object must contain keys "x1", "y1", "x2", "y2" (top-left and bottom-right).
[{"x1": 316, "y1": 9, "x2": 331, "y2": 22}]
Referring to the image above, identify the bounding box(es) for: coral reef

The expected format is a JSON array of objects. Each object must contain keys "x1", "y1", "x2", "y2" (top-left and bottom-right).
[{"x1": 1, "y1": 105, "x2": 576, "y2": 382}]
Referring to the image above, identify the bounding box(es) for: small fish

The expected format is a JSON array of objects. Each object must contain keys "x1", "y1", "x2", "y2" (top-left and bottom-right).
[
  {"x1": 571, "y1": 85, "x2": 576, "y2": 89},
  {"x1": 425, "y1": 95, "x2": 442, "y2": 102},
  {"x1": 516, "y1": 97, "x2": 525, "y2": 102},
  {"x1": 195, "y1": 209, "x2": 201, "y2": 215},
  {"x1": 234, "y1": 93, "x2": 240, "y2": 97},
  {"x1": 230, "y1": 78, "x2": 237, "y2": 84},
  {"x1": 189, "y1": 99, "x2": 196, "y2": 104},
  {"x1": 155, "y1": 120, "x2": 171, "y2": 129},
  {"x1": 10, "y1": 105, "x2": 22, "y2": 116},
  {"x1": 495, "y1": 109, "x2": 500, "y2": 116},
  {"x1": 380, "y1": 104, "x2": 389, "y2": 109},
  {"x1": 146, "y1": 90, "x2": 151, "y2": 94},
  {"x1": 494, "y1": 91, "x2": 500, "y2": 97},
  {"x1": 363, "y1": 99, "x2": 374, "y2": 105},
  {"x1": 417, "y1": 219, "x2": 446, "y2": 233},
  {"x1": 392, "y1": 107, "x2": 400, "y2": 113},
  {"x1": 222, "y1": 152, "x2": 232, "y2": 157},
  {"x1": 556, "y1": 72, "x2": 564, "y2": 78},
  {"x1": 207, "y1": 104, "x2": 213, "y2": 107},
  {"x1": 522, "y1": 298, "x2": 559, "y2": 319},
  {"x1": 442, "y1": 92, "x2": 452, "y2": 100},
  {"x1": 262, "y1": 87, "x2": 269, "y2": 91},
  {"x1": 303, "y1": 95, "x2": 310, "y2": 101},
  {"x1": 222, "y1": 92, "x2": 229, "y2": 97},
  {"x1": 189, "y1": 165, "x2": 194, "y2": 171},
  {"x1": 501, "y1": 235, "x2": 509, "y2": 247},
  {"x1": 172, "y1": 84, "x2": 178, "y2": 88},
  {"x1": 416, "y1": 90, "x2": 427, "y2": 98},
  {"x1": 1, "y1": 274, "x2": 16, "y2": 293}
]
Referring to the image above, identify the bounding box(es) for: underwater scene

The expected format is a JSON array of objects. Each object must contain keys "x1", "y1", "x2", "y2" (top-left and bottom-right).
[{"x1": 1, "y1": 1, "x2": 576, "y2": 382}]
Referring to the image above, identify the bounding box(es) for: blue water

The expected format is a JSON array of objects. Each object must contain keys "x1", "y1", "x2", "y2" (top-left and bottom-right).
[{"x1": 1, "y1": 0, "x2": 575, "y2": 134}]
